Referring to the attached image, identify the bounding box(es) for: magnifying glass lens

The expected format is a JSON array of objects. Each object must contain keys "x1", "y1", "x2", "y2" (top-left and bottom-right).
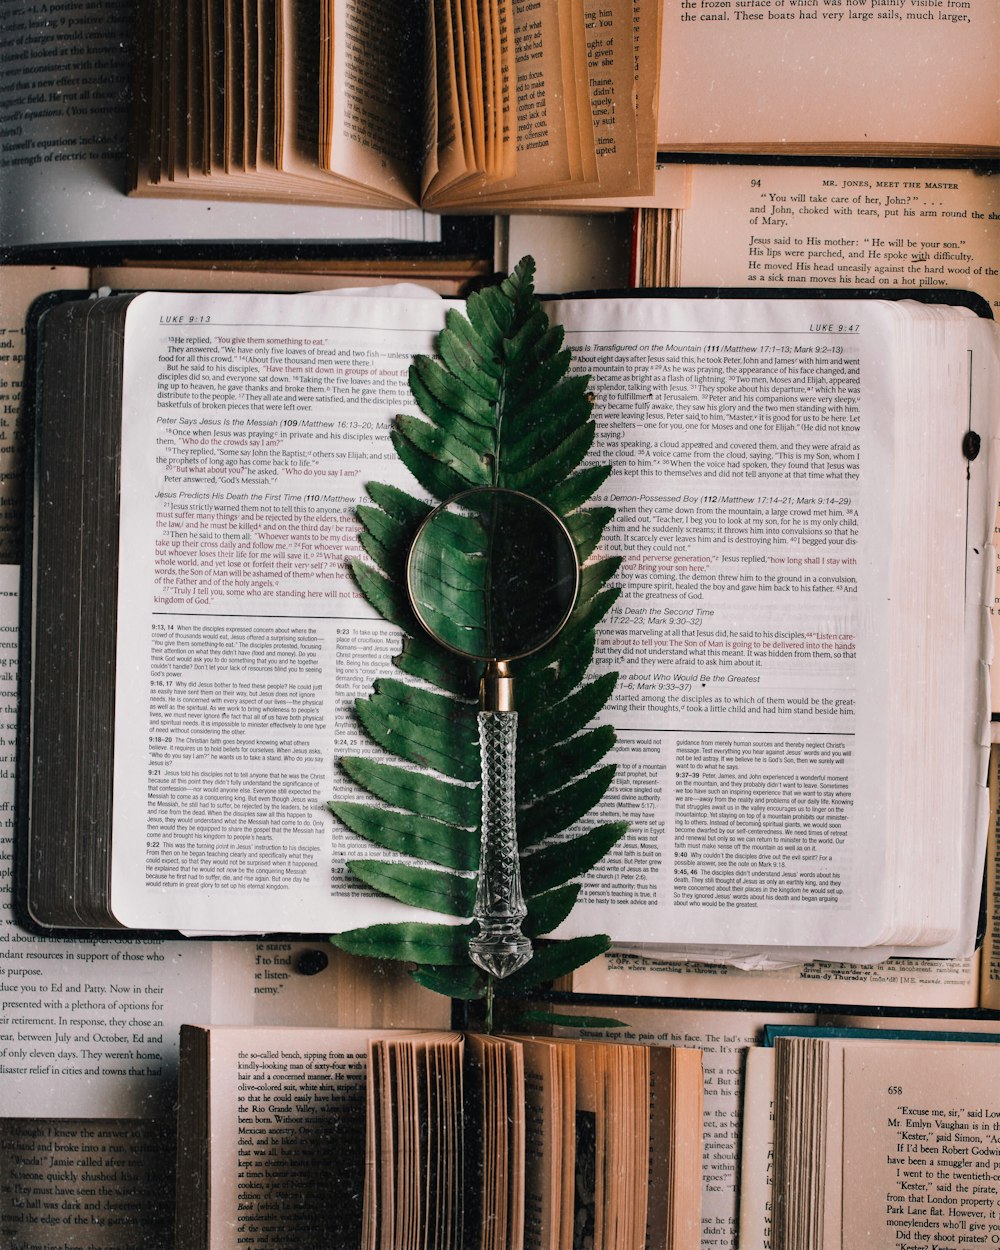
[{"x1": 407, "y1": 488, "x2": 579, "y2": 662}]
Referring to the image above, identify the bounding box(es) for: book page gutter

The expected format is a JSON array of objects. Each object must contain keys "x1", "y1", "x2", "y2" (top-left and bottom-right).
[
  {"x1": 113, "y1": 291, "x2": 460, "y2": 932},
  {"x1": 547, "y1": 296, "x2": 895, "y2": 950}
]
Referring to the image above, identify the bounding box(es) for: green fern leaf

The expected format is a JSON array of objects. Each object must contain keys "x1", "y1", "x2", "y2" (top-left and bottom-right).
[
  {"x1": 520, "y1": 822, "x2": 628, "y2": 896},
  {"x1": 517, "y1": 725, "x2": 617, "y2": 802},
  {"x1": 338, "y1": 756, "x2": 478, "y2": 826},
  {"x1": 330, "y1": 922, "x2": 474, "y2": 965},
  {"x1": 328, "y1": 257, "x2": 627, "y2": 1015},
  {"x1": 413, "y1": 352, "x2": 498, "y2": 417},
  {"x1": 524, "y1": 884, "x2": 580, "y2": 936},
  {"x1": 364, "y1": 481, "x2": 432, "y2": 529},
  {"x1": 350, "y1": 559, "x2": 415, "y2": 632},
  {"x1": 389, "y1": 427, "x2": 478, "y2": 499},
  {"x1": 502, "y1": 421, "x2": 595, "y2": 496},
  {"x1": 393, "y1": 635, "x2": 479, "y2": 698},
  {"x1": 394, "y1": 411, "x2": 494, "y2": 480},
  {"x1": 564, "y1": 506, "x2": 616, "y2": 562},
  {"x1": 411, "y1": 964, "x2": 486, "y2": 999},
  {"x1": 519, "y1": 672, "x2": 619, "y2": 754},
  {"x1": 347, "y1": 861, "x2": 476, "y2": 917},
  {"x1": 354, "y1": 692, "x2": 478, "y2": 783},
  {"x1": 518, "y1": 763, "x2": 618, "y2": 848},
  {"x1": 579, "y1": 556, "x2": 624, "y2": 604},
  {"x1": 329, "y1": 803, "x2": 478, "y2": 871},
  {"x1": 493, "y1": 935, "x2": 613, "y2": 995},
  {"x1": 443, "y1": 307, "x2": 502, "y2": 378},
  {"x1": 542, "y1": 464, "x2": 613, "y2": 514}
]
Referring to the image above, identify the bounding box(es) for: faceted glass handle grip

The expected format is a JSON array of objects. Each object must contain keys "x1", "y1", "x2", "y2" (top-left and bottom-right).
[{"x1": 469, "y1": 710, "x2": 532, "y2": 979}]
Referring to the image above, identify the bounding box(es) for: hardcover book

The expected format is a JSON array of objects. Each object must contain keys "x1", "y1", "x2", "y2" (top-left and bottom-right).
[{"x1": 19, "y1": 285, "x2": 999, "y2": 971}]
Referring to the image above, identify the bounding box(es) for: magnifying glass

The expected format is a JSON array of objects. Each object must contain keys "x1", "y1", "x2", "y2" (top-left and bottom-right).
[{"x1": 406, "y1": 487, "x2": 581, "y2": 978}]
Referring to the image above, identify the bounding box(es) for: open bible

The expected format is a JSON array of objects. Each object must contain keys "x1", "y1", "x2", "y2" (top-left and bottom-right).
[
  {"x1": 174, "y1": 1024, "x2": 703, "y2": 1250},
  {"x1": 19, "y1": 285, "x2": 998, "y2": 969},
  {"x1": 128, "y1": 0, "x2": 660, "y2": 211}
]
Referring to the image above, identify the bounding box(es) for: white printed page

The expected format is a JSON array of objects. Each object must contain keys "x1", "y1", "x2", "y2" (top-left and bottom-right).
[
  {"x1": 109, "y1": 291, "x2": 985, "y2": 950},
  {"x1": 546, "y1": 296, "x2": 898, "y2": 951},
  {"x1": 571, "y1": 947, "x2": 982, "y2": 1010},
  {"x1": 112, "y1": 290, "x2": 458, "y2": 931},
  {"x1": 673, "y1": 167, "x2": 1000, "y2": 723}
]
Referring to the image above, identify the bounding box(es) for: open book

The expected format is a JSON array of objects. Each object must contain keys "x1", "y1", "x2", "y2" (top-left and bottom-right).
[
  {"x1": 740, "y1": 1029, "x2": 1000, "y2": 1250},
  {"x1": 20, "y1": 286, "x2": 998, "y2": 969},
  {"x1": 174, "y1": 1024, "x2": 703, "y2": 1250},
  {"x1": 127, "y1": 0, "x2": 661, "y2": 211},
  {"x1": 0, "y1": 1, "x2": 472, "y2": 254}
]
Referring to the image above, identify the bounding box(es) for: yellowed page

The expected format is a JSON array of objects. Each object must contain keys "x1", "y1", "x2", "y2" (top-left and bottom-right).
[
  {"x1": 535, "y1": 158, "x2": 689, "y2": 209},
  {"x1": 203, "y1": 1026, "x2": 401, "y2": 1249},
  {"x1": 467, "y1": 0, "x2": 652, "y2": 206},
  {"x1": 484, "y1": 0, "x2": 577, "y2": 193},
  {"x1": 320, "y1": 0, "x2": 422, "y2": 204},
  {"x1": 0, "y1": 1119, "x2": 173, "y2": 1249},
  {"x1": 422, "y1": 0, "x2": 475, "y2": 200},
  {"x1": 559, "y1": 1007, "x2": 810, "y2": 1250},
  {"x1": 738, "y1": 1048, "x2": 776, "y2": 1250},
  {"x1": 426, "y1": 0, "x2": 579, "y2": 206},
  {"x1": 461, "y1": 0, "x2": 488, "y2": 170},
  {"x1": 477, "y1": 0, "x2": 498, "y2": 174},
  {"x1": 554, "y1": 0, "x2": 595, "y2": 187},
  {"x1": 657, "y1": 0, "x2": 1000, "y2": 154},
  {"x1": 674, "y1": 164, "x2": 1000, "y2": 315},
  {"x1": 243, "y1": 0, "x2": 258, "y2": 168},
  {"x1": 580, "y1": 0, "x2": 639, "y2": 186},
  {"x1": 630, "y1": 0, "x2": 661, "y2": 196},
  {"x1": 206, "y1": 0, "x2": 226, "y2": 170},
  {"x1": 516, "y1": 1038, "x2": 574, "y2": 1250},
  {"x1": 223, "y1": 0, "x2": 245, "y2": 172},
  {"x1": 841, "y1": 1041, "x2": 1000, "y2": 1248}
]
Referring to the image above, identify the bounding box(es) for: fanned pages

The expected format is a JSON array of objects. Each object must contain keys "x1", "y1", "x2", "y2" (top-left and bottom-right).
[
  {"x1": 129, "y1": 0, "x2": 659, "y2": 210},
  {"x1": 175, "y1": 1025, "x2": 702, "y2": 1250}
]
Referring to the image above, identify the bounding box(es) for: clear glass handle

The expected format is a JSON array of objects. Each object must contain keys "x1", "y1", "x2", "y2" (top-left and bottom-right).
[{"x1": 469, "y1": 710, "x2": 532, "y2": 979}]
